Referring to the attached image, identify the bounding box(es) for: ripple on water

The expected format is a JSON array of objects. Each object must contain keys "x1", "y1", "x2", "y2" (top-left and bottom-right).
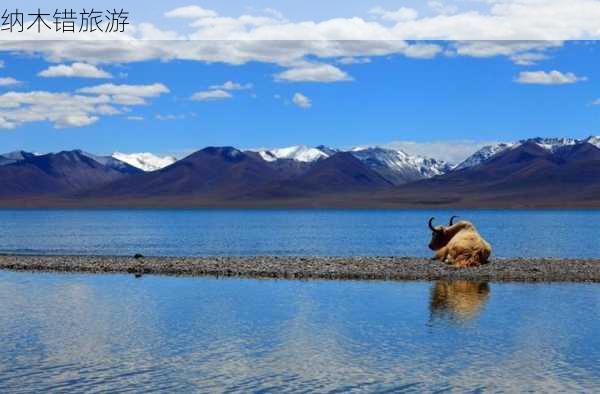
[{"x1": 0, "y1": 272, "x2": 598, "y2": 392}]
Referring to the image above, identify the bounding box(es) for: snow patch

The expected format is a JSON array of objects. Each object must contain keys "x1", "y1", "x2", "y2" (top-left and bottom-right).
[
  {"x1": 112, "y1": 152, "x2": 177, "y2": 172},
  {"x1": 256, "y1": 145, "x2": 329, "y2": 162}
]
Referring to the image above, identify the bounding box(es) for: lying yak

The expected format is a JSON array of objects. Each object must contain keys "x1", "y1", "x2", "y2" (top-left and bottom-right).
[{"x1": 428, "y1": 216, "x2": 492, "y2": 268}]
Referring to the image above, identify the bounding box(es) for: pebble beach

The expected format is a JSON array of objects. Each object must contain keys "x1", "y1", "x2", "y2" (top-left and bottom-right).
[{"x1": 1, "y1": 255, "x2": 600, "y2": 282}]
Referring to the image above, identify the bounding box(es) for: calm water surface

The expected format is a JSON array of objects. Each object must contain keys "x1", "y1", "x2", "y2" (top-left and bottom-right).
[
  {"x1": 1, "y1": 209, "x2": 600, "y2": 258},
  {"x1": 0, "y1": 271, "x2": 598, "y2": 392}
]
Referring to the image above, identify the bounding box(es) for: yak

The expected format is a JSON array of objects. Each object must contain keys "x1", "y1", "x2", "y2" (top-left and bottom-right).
[{"x1": 428, "y1": 216, "x2": 492, "y2": 268}]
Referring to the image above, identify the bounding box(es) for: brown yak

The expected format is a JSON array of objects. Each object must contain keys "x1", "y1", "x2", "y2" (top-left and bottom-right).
[{"x1": 428, "y1": 216, "x2": 492, "y2": 268}]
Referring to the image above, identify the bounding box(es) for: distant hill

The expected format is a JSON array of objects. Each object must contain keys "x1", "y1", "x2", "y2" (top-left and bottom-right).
[
  {"x1": 245, "y1": 152, "x2": 394, "y2": 199},
  {"x1": 0, "y1": 150, "x2": 141, "y2": 198},
  {"x1": 382, "y1": 139, "x2": 600, "y2": 207},
  {"x1": 85, "y1": 147, "x2": 286, "y2": 198},
  {"x1": 3, "y1": 138, "x2": 600, "y2": 207}
]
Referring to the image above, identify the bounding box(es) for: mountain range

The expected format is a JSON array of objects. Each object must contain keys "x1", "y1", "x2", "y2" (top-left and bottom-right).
[{"x1": 2, "y1": 137, "x2": 600, "y2": 207}]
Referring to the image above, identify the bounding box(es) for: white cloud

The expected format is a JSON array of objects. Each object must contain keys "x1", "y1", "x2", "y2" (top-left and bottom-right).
[
  {"x1": 3, "y1": 1, "x2": 600, "y2": 43},
  {"x1": 0, "y1": 60, "x2": 4, "y2": 68},
  {"x1": 510, "y1": 52, "x2": 548, "y2": 66},
  {"x1": 38, "y1": 62, "x2": 113, "y2": 78},
  {"x1": 381, "y1": 140, "x2": 502, "y2": 164},
  {"x1": 209, "y1": 81, "x2": 253, "y2": 90},
  {"x1": 0, "y1": 2, "x2": 599, "y2": 88},
  {"x1": 428, "y1": 1, "x2": 458, "y2": 15},
  {"x1": 0, "y1": 83, "x2": 167, "y2": 129},
  {"x1": 276, "y1": 64, "x2": 352, "y2": 82},
  {"x1": 369, "y1": 7, "x2": 418, "y2": 22},
  {"x1": 337, "y1": 57, "x2": 371, "y2": 65},
  {"x1": 77, "y1": 83, "x2": 169, "y2": 105},
  {"x1": 155, "y1": 114, "x2": 185, "y2": 120},
  {"x1": 0, "y1": 77, "x2": 20, "y2": 86},
  {"x1": 0, "y1": 91, "x2": 109, "y2": 129},
  {"x1": 191, "y1": 89, "x2": 232, "y2": 101},
  {"x1": 164, "y1": 6, "x2": 218, "y2": 19},
  {"x1": 78, "y1": 83, "x2": 169, "y2": 97},
  {"x1": 126, "y1": 115, "x2": 144, "y2": 121},
  {"x1": 515, "y1": 70, "x2": 586, "y2": 85},
  {"x1": 0, "y1": 116, "x2": 15, "y2": 129},
  {"x1": 292, "y1": 92, "x2": 312, "y2": 108},
  {"x1": 263, "y1": 8, "x2": 285, "y2": 20},
  {"x1": 112, "y1": 95, "x2": 147, "y2": 105},
  {"x1": 450, "y1": 41, "x2": 562, "y2": 64},
  {"x1": 56, "y1": 114, "x2": 99, "y2": 128},
  {"x1": 96, "y1": 104, "x2": 121, "y2": 115}
]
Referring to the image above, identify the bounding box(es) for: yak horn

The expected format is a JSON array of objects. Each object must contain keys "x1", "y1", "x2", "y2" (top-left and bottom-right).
[
  {"x1": 428, "y1": 217, "x2": 442, "y2": 233},
  {"x1": 449, "y1": 215, "x2": 459, "y2": 225}
]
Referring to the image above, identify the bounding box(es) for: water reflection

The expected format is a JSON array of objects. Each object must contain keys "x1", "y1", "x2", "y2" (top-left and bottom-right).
[
  {"x1": 1, "y1": 272, "x2": 599, "y2": 392},
  {"x1": 430, "y1": 281, "x2": 490, "y2": 323}
]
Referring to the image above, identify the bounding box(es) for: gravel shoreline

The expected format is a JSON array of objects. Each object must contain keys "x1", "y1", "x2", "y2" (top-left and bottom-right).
[{"x1": 1, "y1": 255, "x2": 600, "y2": 282}]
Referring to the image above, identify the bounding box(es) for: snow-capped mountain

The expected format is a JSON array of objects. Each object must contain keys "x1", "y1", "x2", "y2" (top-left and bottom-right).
[
  {"x1": 528, "y1": 137, "x2": 577, "y2": 152},
  {"x1": 1, "y1": 149, "x2": 168, "y2": 173},
  {"x1": 456, "y1": 137, "x2": 598, "y2": 170},
  {"x1": 350, "y1": 147, "x2": 452, "y2": 184},
  {"x1": 583, "y1": 136, "x2": 600, "y2": 149},
  {"x1": 0, "y1": 151, "x2": 36, "y2": 166},
  {"x1": 78, "y1": 151, "x2": 141, "y2": 173},
  {"x1": 454, "y1": 143, "x2": 515, "y2": 170},
  {"x1": 112, "y1": 152, "x2": 177, "y2": 172},
  {"x1": 254, "y1": 145, "x2": 451, "y2": 184},
  {"x1": 256, "y1": 145, "x2": 330, "y2": 162}
]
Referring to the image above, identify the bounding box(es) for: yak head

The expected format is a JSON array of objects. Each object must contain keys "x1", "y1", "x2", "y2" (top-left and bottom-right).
[{"x1": 427, "y1": 216, "x2": 458, "y2": 250}]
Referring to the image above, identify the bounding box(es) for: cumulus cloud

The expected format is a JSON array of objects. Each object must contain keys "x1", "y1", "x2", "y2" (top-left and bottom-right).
[
  {"x1": 38, "y1": 62, "x2": 113, "y2": 78},
  {"x1": 369, "y1": 7, "x2": 418, "y2": 22},
  {"x1": 292, "y1": 93, "x2": 312, "y2": 108},
  {"x1": 450, "y1": 41, "x2": 562, "y2": 64},
  {"x1": 164, "y1": 5, "x2": 218, "y2": 19},
  {"x1": 191, "y1": 89, "x2": 232, "y2": 101},
  {"x1": 2, "y1": 1, "x2": 600, "y2": 43},
  {"x1": 78, "y1": 83, "x2": 169, "y2": 97},
  {"x1": 0, "y1": 3, "x2": 598, "y2": 88},
  {"x1": 427, "y1": 1, "x2": 458, "y2": 15},
  {"x1": 209, "y1": 81, "x2": 253, "y2": 90},
  {"x1": 77, "y1": 83, "x2": 169, "y2": 105},
  {"x1": 337, "y1": 57, "x2": 371, "y2": 65},
  {"x1": 0, "y1": 77, "x2": 20, "y2": 86},
  {"x1": 0, "y1": 83, "x2": 168, "y2": 129},
  {"x1": 515, "y1": 70, "x2": 586, "y2": 85},
  {"x1": 276, "y1": 64, "x2": 352, "y2": 82},
  {"x1": 0, "y1": 91, "x2": 109, "y2": 129}
]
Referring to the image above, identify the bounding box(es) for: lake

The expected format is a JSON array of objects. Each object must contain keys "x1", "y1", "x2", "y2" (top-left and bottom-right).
[
  {"x1": 1, "y1": 209, "x2": 600, "y2": 258},
  {"x1": 0, "y1": 271, "x2": 598, "y2": 392}
]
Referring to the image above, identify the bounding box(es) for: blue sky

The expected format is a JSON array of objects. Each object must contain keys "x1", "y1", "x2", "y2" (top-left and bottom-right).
[
  {"x1": 1, "y1": 41, "x2": 599, "y2": 162},
  {"x1": 0, "y1": 3, "x2": 600, "y2": 162}
]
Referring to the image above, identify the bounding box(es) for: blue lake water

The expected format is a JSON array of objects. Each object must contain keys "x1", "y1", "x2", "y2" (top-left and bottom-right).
[
  {"x1": 1, "y1": 209, "x2": 600, "y2": 258},
  {"x1": 0, "y1": 271, "x2": 598, "y2": 392}
]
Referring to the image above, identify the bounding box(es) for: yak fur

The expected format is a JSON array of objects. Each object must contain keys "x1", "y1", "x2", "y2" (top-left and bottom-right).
[{"x1": 428, "y1": 218, "x2": 491, "y2": 268}]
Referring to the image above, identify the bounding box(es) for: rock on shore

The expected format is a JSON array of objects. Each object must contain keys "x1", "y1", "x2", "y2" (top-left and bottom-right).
[{"x1": 1, "y1": 255, "x2": 600, "y2": 282}]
